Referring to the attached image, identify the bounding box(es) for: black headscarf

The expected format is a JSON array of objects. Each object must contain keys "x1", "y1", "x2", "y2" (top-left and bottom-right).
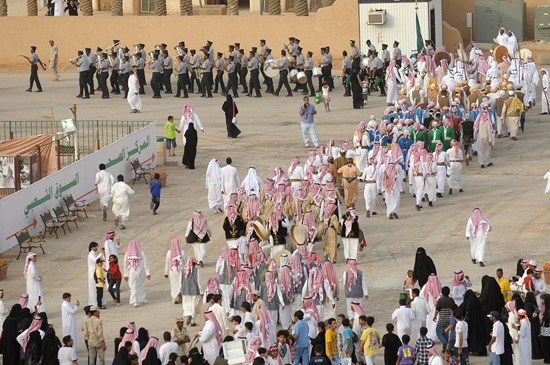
[
  {"x1": 515, "y1": 259, "x2": 525, "y2": 277},
  {"x1": 41, "y1": 327, "x2": 61, "y2": 365},
  {"x1": 222, "y1": 95, "x2": 241, "y2": 138},
  {"x1": 25, "y1": 331, "x2": 42, "y2": 365},
  {"x1": 182, "y1": 122, "x2": 198, "y2": 169},
  {"x1": 38, "y1": 312, "x2": 49, "y2": 332},
  {"x1": 113, "y1": 346, "x2": 131, "y2": 365},
  {"x1": 142, "y1": 347, "x2": 161, "y2": 365},
  {"x1": 0, "y1": 304, "x2": 23, "y2": 364},
  {"x1": 137, "y1": 327, "x2": 149, "y2": 350},
  {"x1": 188, "y1": 347, "x2": 206, "y2": 365},
  {"x1": 542, "y1": 294, "x2": 550, "y2": 325},
  {"x1": 480, "y1": 275, "x2": 505, "y2": 314},
  {"x1": 499, "y1": 318, "x2": 514, "y2": 365},
  {"x1": 413, "y1": 247, "x2": 437, "y2": 288},
  {"x1": 458, "y1": 289, "x2": 488, "y2": 355},
  {"x1": 511, "y1": 292, "x2": 524, "y2": 311}
]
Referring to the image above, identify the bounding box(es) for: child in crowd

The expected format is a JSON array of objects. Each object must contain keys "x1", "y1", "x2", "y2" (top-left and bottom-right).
[
  {"x1": 148, "y1": 173, "x2": 162, "y2": 215},
  {"x1": 381, "y1": 323, "x2": 402, "y2": 365},
  {"x1": 107, "y1": 254, "x2": 122, "y2": 306},
  {"x1": 94, "y1": 258, "x2": 107, "y2": 309},
  {"x1": 396, "y1": 335, "x2": 416, "y2": 365},
  {"x1": 322, "y1": 82, "x2": 331, "y2": 112},
  {"x1": 164, "y1": 115, "x2": 181, "y2": 157}
]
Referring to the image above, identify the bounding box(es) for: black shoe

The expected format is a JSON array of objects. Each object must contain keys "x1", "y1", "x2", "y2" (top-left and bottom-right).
[
  {"x1": 174, "y1": 95, "x2": 180, "y2": 97},
  {"x1": 76, "y1": 95, "x2": 82, "y2": 98},
  {"x1": 416, "y1": 205, "x2": 421, "y2": 211},
  {"x1": 448, "y1": 189, "x2": 452, "y2": 195},
  {"x1": 26, "y1": 88, "x2": 32, "y2": 92},
  {"x1": 36, "y1": 89, "x2": 43, "y2": 92},
  {"x1": 480, "y1": 165, "x2": 485, "y2": 168},
  {"x1": 429, "y1": 201, "x2": 433, "y2": 207},
  {"x1": 472, "y1": 258, "x2": 477, "y2": 264},
  {"x1": 90, "y1": 92, "x2": 95, "y2": 95},
  {"x1": 459, "y1": 189, "x2": 464, "y2": 193},
  {"x1": 372, "y1": 212, "x2": 377, "y2": 215},
  {"x1": 101, "y1": 96, "x2": 109, "y2": 99},
  {"x1": 479, "y1": 262, "x2": 485, "y2": 267},
  {"x1": 82, "y1": 96, "x2": 90, "y2": 99},
  {"x1": 487, "y1": 162, "x2": 493, "y2": 167},
  {"x1": 437, "y1": 193, "x2": 443, "y2": 198},
  {"x1": 286, "y1": 94, "x2": 293, "y2": 97}
]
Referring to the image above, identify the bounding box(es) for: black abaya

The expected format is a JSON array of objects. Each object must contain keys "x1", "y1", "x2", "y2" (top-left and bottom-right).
[
  {"x1": 480, "y1": 275, "x2": 505, "y2": 313},
  {"x1": 113, "y1": 346, "x2": 131, "y2": 365},
  {"x1": 541, "y1": 294, "x2": 550, "y2": 364},
  {"x1": 500, "y1": 318, "x2": 514, "y2": 365},
  {"x1": 222, "y1": 96, "x2": 241, "y2": 138},
  {"x1": 41, "y1": 327, "x2": 61, "y2": 365},
  {"x1": 351, "y1": 70, "x2": 362, "y2": 109},
  {"x1": 182, "y1": 122, "x2": 198, "y2": 169},
  {"x1": 1, "y1": 304, "x2": 23, "y2": 365},
  {"x1": 412, "y1": 247, "x2": 437, "y2": 288},
  {"x1": 524, "y1": 292, "x2": 544, "y2": 359},
  {"x1": 458, "y1": 289, "x2": 488, "y2": 355}
]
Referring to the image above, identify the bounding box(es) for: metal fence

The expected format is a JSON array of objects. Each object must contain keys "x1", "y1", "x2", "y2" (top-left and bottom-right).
[{"x1": 0, "y1": 120, "x2": 153, "y2": 166}]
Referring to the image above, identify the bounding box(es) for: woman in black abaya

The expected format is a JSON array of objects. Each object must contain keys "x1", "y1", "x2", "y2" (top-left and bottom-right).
[
  {"x1": 458, "y1": 289, "x2": 488, "y2": 356},
  {"x1": 412, "y1": 247, "x2": 437, "y2": 288},
  {"x1": 222, "y1": 94, "x2": 241, "y2": 138},
  {"x1": 182, "y1": 122, "x2": 198, "y2": 170},
  {"x1": 540, "y1": 294, "x2": 550, "y2": 364},
  {"x1": 41, "y1": 327, "x2": 61, "y2": 365},
  {"x1": 480, "y1": 275, "x2": 505, "y2": 313},
  {"x1": 350, "y1": 58, "x2": 363, "y2": 109},
  {"x1": 1, "y1": 304, "x2": 23, "y2": 365},
  {"x1": 524, "y1": 291, "x2": 544, "y2": 359}
]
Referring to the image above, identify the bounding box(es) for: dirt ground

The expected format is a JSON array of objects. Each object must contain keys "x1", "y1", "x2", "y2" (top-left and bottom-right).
[{"x1": 0, "y1": 70, "x2": 549, "y2": 364}]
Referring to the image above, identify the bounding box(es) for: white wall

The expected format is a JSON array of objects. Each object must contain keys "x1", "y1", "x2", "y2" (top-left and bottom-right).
[
  {"x1": 359, "y1": 1, "x2": 433, "y2": 57},
  {"x1": 0, "y1": 123, "x2": 157, "y2": 254}
]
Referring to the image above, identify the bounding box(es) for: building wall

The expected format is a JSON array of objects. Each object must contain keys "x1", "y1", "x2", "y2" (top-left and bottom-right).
[
  {"x1": 441, "y1": 0, "x2": 548, "y2": 44},
  {"x1": 0, "y1": 0, "x2": 357, "y2": 70}
]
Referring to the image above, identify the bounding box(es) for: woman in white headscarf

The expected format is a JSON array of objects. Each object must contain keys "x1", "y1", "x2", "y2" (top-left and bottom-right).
[
  {"x1": 506, "y1": 30, "x2": 519, "y2": 56},
  {"x1": 206, "y1": 159, "x2": 223, "y2": 213},
  {"x1": 241, "y1": 167, "x2": 262, "y2": 197},
  {"x1": 541, "y1": 68, "x2": 549, "y2": 115}
]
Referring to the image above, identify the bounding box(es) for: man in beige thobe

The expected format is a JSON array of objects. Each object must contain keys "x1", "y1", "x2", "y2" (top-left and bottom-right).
[{"x1": 337, "y1": 158, "x2": 361, "y2": 208}]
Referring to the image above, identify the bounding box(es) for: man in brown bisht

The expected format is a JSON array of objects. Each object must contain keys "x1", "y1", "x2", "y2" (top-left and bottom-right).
[
  {"x1": 337, "y1": 156, "x2": 361, "y2": 208},
  {"x1": 501, "y1": 90, "x2": 524, "y2": 141}
]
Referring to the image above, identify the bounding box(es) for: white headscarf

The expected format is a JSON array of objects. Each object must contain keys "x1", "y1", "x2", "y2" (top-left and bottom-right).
[
  {"x1": 242, "y1": 167, "x2": 261, "y2": 196},
  {"x1": 206, "y1": 159, "x2": 222, "y2": 187}
]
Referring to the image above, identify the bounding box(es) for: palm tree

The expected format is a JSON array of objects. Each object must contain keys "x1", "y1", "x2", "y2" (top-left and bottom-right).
[
  {"x1": 268, "y1": 0, "x2": 280, "y2": 15},
  {"x1": 180, "y1": 0, "x2": 192, "y2": 15},
  {"x1": 227, "y1": 0, "x2": 238, "y2": 15},
  {"x1": 0, "y1": 0, "x2": 8, "y2": 16},
  {"x1": 112, "y1": 0, "x2": 123, "y2": 15},
  {"x1": 155, "y1": 0, "x2": 166, "y2": 15},
  {"x1": 27, "y1": 0, "x2": 37, "y2": 16},
  {"x1": 294, "y1": 0, "x2": 308, "y2": 16},
  {"x1": 80, "y1": 0, "x2": 93, "y2": 15}
]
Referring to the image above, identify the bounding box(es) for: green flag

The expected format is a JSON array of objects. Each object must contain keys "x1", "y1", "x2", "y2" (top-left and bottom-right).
[{"x1": 416, "y1": 11, "x2": 424, "y2": 54}]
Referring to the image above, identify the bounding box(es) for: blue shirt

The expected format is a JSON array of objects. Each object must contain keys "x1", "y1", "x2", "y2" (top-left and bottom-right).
[
  {"x1": 342, "y1": 327, "x2": 353, "y2": 351},
  {"x1": 149, "y1": 179, "x2": 162, "y2": 197},
  {"x1": 300, "y1": 104, "x2": 316, "y2": 124},
  {"x1": 293, "y1": 320, "x2": 310, "y2": 348}
]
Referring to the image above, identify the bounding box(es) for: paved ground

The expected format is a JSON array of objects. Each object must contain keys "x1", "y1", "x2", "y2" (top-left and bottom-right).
[{"x1": 1, "y1": 71, "x2": 550, "y2": 363}]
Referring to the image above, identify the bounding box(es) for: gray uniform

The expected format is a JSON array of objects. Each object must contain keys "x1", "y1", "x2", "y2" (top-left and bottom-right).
[
  {"x1": 99, "y1": 59, "x2": 109, "y2": 97},
  {"x1": 214, "y1": 58, "x2": 225, "y2": 93},
  {"x1": 201, "y1": 59, "x2": 213, "y2": 97},
  {"x1": 76, "y1": 55, "x2": 89, "y2": 97},
  {"x1": 150, "y1": 59, "x2": 162, "y2": 97},
  {"x1": 163, "y1": 56, "x2": 173, "y2": 93}
]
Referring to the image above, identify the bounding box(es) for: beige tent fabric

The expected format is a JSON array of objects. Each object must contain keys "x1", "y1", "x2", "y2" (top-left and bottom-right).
[{"x1": 0, "y1": 134, "x2": 57, "y2": 178}]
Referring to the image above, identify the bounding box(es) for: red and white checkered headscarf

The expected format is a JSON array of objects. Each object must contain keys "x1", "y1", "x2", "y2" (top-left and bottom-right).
[
  {"x1": 125, "y1": 240, "x2": 141, "y2": 270},
  {"x1": 169, "y1": 239, "x2": 183, "y2": 270},
  {"x1": 191, "y1": 210, "x2": 208, "y2": 239}
]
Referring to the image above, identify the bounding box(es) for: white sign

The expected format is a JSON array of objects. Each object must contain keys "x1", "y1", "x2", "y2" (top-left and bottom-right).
[
  {"x1": 466, "y1": 12, "x2": 473, "y2": 28},
  {"x1": 0, "y1": 123, "x2": 157, "y2": 254}
]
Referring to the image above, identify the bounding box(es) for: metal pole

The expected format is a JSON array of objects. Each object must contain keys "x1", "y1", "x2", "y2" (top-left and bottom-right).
[{"x1": 70, "y1": 104, "x2": 78, "y2": 161}]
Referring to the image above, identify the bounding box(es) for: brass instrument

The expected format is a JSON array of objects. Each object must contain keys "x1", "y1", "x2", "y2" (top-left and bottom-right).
[
  {"x1": 68, "y1": 54, "x2": 82, "y2": 64},
  {"x1": 174, "y1": 45, "x2": 184, "y2": 57},
  {"x1": 154, "y1": 44, "x2": 161, "y2": 51},
  {"x1": 133, "y1": 44, "x2": 140, "y2": 54},
  {"x1": 105, "y1": 41, "x2": 120, "y2": 52}
]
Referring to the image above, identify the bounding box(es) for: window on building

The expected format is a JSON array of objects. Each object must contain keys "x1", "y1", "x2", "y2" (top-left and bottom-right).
[{"x1": 140, "y1": 0, "x2": 155, "y2": 13}]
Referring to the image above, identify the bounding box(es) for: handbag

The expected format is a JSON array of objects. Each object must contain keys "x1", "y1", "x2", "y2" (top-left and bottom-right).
[
  {"x1": 231, "y1": 101, "x2": 238, "y2": 124},
  {"x1": 541, "y1": 322, "x2": 550, "y2": 337}
]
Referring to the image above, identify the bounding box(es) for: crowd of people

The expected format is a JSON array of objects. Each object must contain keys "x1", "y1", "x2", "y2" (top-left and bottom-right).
[{"x1": 8, "y1": 26, "x2": 550, "y2": 365}]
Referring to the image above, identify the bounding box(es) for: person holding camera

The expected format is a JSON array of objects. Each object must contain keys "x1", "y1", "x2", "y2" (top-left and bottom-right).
[{"x1": 299, "y1": 96, "x2": 318, "y2": 148}]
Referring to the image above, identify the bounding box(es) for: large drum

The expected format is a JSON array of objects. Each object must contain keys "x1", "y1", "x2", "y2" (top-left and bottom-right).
[
  {"x1": 313, "y1": 67, "x2": 322, "y2": 77},
  {"x1": 296, "y1": 71, "x2": 307, "y2": 84},
  {"x1": 287, "y1": 55, "x2": 296, "y2": 66},
  {"x1": 289, "y1": 69, "x2": 298, "y2": 81},
  {"x1": 263, "y1": 60, "x2": 279, "y2": 78}
]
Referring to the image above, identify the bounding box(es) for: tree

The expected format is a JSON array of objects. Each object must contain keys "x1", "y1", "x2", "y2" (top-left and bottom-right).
[
  {"x1": 227, "y1": 0, "x2": 238, "y2": 15},
  {"x1": 112, "y1": 0, "x2": 123, "y2": 15},
  {"x1": 155, "y1": 0, "x2": 166, "y2": 15},
  {"x1": 27, "y1": 0, "x2": 37, "y2": 16},
  {"x1": 180, "y1": 0, "x2": 192, "y2": 15},
  {"x1": 294, "y1": 0, "x2": 308, "y2": 16},
  {"x1": 80, "y1": 0, "x2": 93, "y2": 15}
]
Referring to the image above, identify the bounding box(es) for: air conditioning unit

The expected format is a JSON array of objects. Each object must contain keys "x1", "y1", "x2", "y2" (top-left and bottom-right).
[{"x1": 367, "y1": 10, "x2": 387, "y2": 25}]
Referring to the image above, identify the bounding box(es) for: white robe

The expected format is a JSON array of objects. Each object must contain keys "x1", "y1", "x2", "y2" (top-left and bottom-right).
[
  {"x1": 465, "y1": 218, "x2": 489, "y2": 263},
  {"x1": 383, "y1": 165, "x2": 402, "y2": 217},
  {"x1": 419, "y1": 286, "x2": 438, "y2": 342},
  {"x1": 88, "y1": 250, "x2": 102, "y2": 305},
  {"x1": 507, "y1": 312, "x2": 519, "y2": 365},
  {"x1": 446, "y1": 148, "x2": 463, "y2": 189},
  {"x1": 433, "y1": 151, "x2": 447, "y2": 194},
  {"x1": 110, "y1": 182, "x2": 135, "y2": 223},
  {"x1": 360, "y1": 164, "x2": 377, "y2": 213},
  {"x1": 127, "y1": 73, "x2": 142, "y2": 111},
  {"x1": 206, "y1": 161, "x2": 224, "y2": 210},
  {"x1": 544, "y1": 170, "x2": 550, "y2": 195},
  {"x1": 103, "y1": 239, "x2": 119, "y2": 271},
  {"x1": 95, "y1": 170, "x2": 115, "y2": 208},
  {"x1": 288, "y1": 165, "x2": 305, "y2": 192},
  {"x1": 386, "y1": 67, "x2": 402, "y2": 105},
  {"x1": 517, "y1": 318, "x2": 531, "y2": 365},
  {"x1": 220, "y1": 165, "x2": 240, "y2": 207},
  {"x1": 410, "y1": 296, "x2": 430, "y2": 342},
  {"x1": 25, "y1": 262, "x2": 45, "y2": 312},
  {"x1": 52, "y1": 0, "x2": 65, "y2": 16},
  {"x1": 199, "y1": 320, "x2": 220, "y2": 365},
  {"x1": 164, "y1": 250, "x2": 185, "y2": 302},
  {"x1": 542, "y1": 74, "x2": 549, "y2": 114},
  {"x1": 179, "y1": 113, "x2": 204, "y2": 145},
  {"x1": 354, "y1": 133, "x2": 370, "y2": 172},
  {"x1": 61, "y1": 300, "x2": 80, "y2": 349},
  {"x1": 123, "y1": 250, "x2": 150, "y2": 305}
]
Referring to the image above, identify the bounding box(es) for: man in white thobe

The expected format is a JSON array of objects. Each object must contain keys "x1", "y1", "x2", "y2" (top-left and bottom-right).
[
  {"x1": 95, "y1": 164, "x2": 115, "y2": 221},
  {"x1": 88, "y1": 242, "x2": 102, "y2": 306},
  {"x1": 199, "y1": 312, "x2": 222, "y2": 365},
  {"x1": 61, "y1": 293, "x2": 80, "y2": 349},
  {"x1": 24, "y1": 252, "x2": 45, "y2": 312},
  {"x1": 206, "y1": 159, "x2": 224, "y2": 213},
  {"x1": 128, "y1": 66, "x2": 142, "y2": 113},
  {"x1": 220, "y1": 157, "x2": 240, "y2": 207},
  {"x1": 164, "y1": 239, "x2": 185, "y2": 304},
  {"x1": 159, "y1": 332, "x2": 180, "y2": 365},
  {"x1": 51, "y1": 0, "x2": 65, "y2": 16},
  {"x1": 391, "y1": 298, "x2": 415, "y2": 339},
  {"x1": 123, "y1": 240, "x2": 151, "y2": 307},
  {"x1": 210, "y1": 295, "x2": 228, "y2": 333},
  {"x1": 110, "y1": 174, "x2": 135, "y2": 230},
  {"x1": 410, "y1": 288, "x2": 430, "y2": 342},
  {"x1": 541, "y1": 69, "x2": 549, "y2": 115},
  {"x1": 517, "y1": 310, "x2": 531, "y2": 365},
  {"x1": 102, "y1": 231, "x2": 119, "y2": 271},
  {"x1": 465, "y1": 208, "x2": 491, "y2": 267},
  {"x1": 532, "y1": 268, "x2": 548, "y2": 307}
]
